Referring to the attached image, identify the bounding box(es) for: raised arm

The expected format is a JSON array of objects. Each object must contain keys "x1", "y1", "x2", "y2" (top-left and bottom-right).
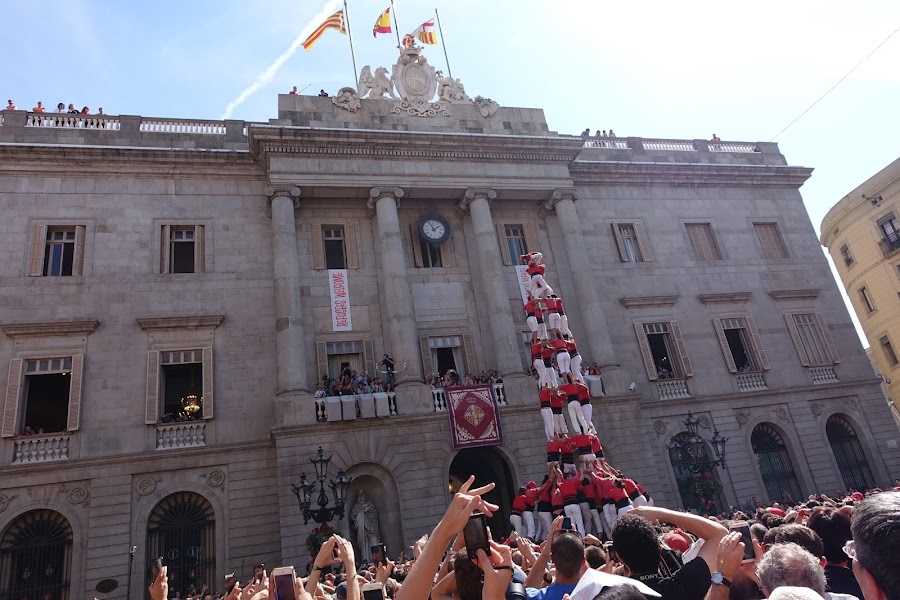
[{"x1": 629, "y1": 506, "x2": 728, "y2": 571}]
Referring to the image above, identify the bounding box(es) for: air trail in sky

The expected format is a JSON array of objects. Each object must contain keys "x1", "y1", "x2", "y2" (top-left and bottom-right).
[{"x1": 220, "y1": 0, "x2": 341, "y2": 119}]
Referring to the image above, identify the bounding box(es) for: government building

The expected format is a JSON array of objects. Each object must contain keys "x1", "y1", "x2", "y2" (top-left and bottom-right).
[{"x1": 1, "y1": 49, "x2": 897, "y2": 599}]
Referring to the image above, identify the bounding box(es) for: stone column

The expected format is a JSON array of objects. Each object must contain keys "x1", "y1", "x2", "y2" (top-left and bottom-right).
[
  {"x1": 368, "y1": 187, "x2": 424, "y2": 386},
  {"x1": 461, "y1": 188, "x2": 524, "y2": 378},
  {"x1": 268, "y1": 186, "x2": 309, "y2": 395},
  {"x1": 547, "y1": 189, "x2": 629, "y2": 394}
]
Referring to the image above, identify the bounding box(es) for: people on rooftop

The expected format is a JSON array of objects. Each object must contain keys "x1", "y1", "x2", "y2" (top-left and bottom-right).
[
  {"x1": 5, "y1": 100, "x2": 15, "y2": 110},
  {"x1": 32, "y1": 101, "x2": 44, "y2": 112}
]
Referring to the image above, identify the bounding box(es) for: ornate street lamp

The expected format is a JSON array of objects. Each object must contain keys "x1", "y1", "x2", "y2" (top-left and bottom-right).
[
  {"x1": 666, "y1": 437, "x2": 683, "y2": 463},
  {"x1": 684, "y1": 412, "x2": 700, "y2": 436},
  {"x1": 291, "y1": 447, "x2": 353, "y2": 525},
  {"x1": 667, "y1": 415, "x2": 738, "y2": 505},
  {"x1": 710, "y1": 430, "x2": 727, "y2": 464}
]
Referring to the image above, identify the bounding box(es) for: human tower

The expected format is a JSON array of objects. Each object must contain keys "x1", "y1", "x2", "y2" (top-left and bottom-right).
[{"x1": 509, "y1": 252, "x2": 650, "y2": 540}]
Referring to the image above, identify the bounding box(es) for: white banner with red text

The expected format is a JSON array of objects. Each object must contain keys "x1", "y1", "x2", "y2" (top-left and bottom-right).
[
  {"x1": 515, "y1": 265, "x2": 530, "y2": 304},
  {"x1": 328, "y1": 269, "x2": 352, "y2": 331}
]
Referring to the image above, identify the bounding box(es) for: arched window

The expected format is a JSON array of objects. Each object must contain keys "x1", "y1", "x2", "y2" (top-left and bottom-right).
[
  {"x1": 0, "y1": 509, "x2": 73, "y2": 600},
  {"x1": 146, "y1": 492, "x2": 215, "y2": 597},
  {"x1": 826, "y1": 415, "x2": 875, "y2": 491},
  {"x1": 668, "y1": 431, "x2": 724, "y2": 513},
  {"x1": 751, "y1": 423, "x2": 802, "y2": 504}
]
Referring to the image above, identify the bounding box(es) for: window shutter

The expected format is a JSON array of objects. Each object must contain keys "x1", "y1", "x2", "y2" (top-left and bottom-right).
[
  {"x1": 2, "y1": 359, "x2": 24, "y2": 437},
  {"x1": 410, "y1": 224, "x2": 424, "y2": 268},
  {"x1": 784, "y1": 313, "x2": 811, "y2": 367},
  {"x1": 419, "y1": 337, "x2": 434, "y2": 379},
  {"x1": 611, "y1": 223, "x2": 628, "y2": 261},
  {"x1": 363, "y1": 339, "x2": 375, "y2": 376},
  {"x1": 634, "y1": 222, "x2": 653, "y2": 262},
  {"x1": 815, "y1": 313, "x2": 840, "y2": 364},
  {"x1": 633, "y1": 323, "x2": 658, "y2": 380},
  {"x1": 462, "y1": 334, "x2": 477, "y2": 377},
  {"x1": 670, "y1": 320, "x2": 693, "y2": 377},
  {"x1": 194, "y1": 225, "x2": 206, "y2": 273},
  {"x1": 312, "y1": 225, "x2": 325, "y2": 270},
  {"x1": 73, "y1": 225, "x2": 86, "y2": 276},
  {"x1": 145, "y1": 350, "x2": 160, "y2": 424},
  {"x1": 523, "y1": 224, "x2": 537, "y2": 256},
  {"x1": 66, "y1": 354, "x2": 84, "y2": 431},
  {"x1": 29, "y1": 224, "x2": 47, "y2": 276},
  {"x1": 317, "y1": 342, "x2": 329, "y2": 381},
  {"x1": 441, "y1": 235, "x2": 455, "y2": 268},
  {"x1": 745, "y1": 316, "x2": 770, "y2": 370},
  {"x1": 202, "y1": 347, "x2": 214, "y2": 419},
  {"x1": 344, "y1": 223, "x2": 359, "y2": 270},
  {"x1": 160, "y1": 225, "x2": 171, "y2": 274},
  {"x1": 713, "y1": 318, "x2": 738, "y2": 373},
  {"x1": 496, "y1": 224, "x2": 511, "y2": 266}
]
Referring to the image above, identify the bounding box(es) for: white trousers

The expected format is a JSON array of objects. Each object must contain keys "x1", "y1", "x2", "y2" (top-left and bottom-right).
[
  {"x1": 591, "y1": 508, "x2": 611, "y2": 539},
  {"x1": 564, "y1": 503, "x2": 585, "y2": 536},
  {"x1": 510, "y1": 514, "x2": 524, "y2": 537},
  {"x1": 579, "y1": 502, "x2": 593, "y2": 536},
  {"x1": 526, "y1": 274, "x2": 553, "y2": 299},
  {"x1": 633, "y1": 495, "x2": 648, "y2": 508},
  {"x1": 559, "y1": 314, "x2": 571, "y2": 337},
  {"x1": 537, "y1": 361, "x2": 556, "y2": 388},
  {"x1": 618, "y1": 505, "x2": 633, "y2": 517},
  {"x1": 540, "y1": 407, "x2": 554, "y2": 440},
  {"x1": 547, "y1": 312, "x2": 561, "y2": 331},
  {"x1": 568, "y1": 400, "x2": 589, "y2": 435},
  {"x1": 603, "y1": 503, "x2": 617, "y2": 531},
  {"x1": 570, "y1": 354, "x2": 584, "y2": 383},
  {"x1": 523, "y1": 511, "x2": 536, "y2": 538},
  {"x1": 537, "y1": 511, "x2": 553, "y2": 542},
  {"x1": 553, "y1": 411, "x2": 569, "y2": 437},
  {"x1": 581, "y1": 401, "x2": 594, "y2": 433},
  {"x1": 556, "y1": 351, "x2": 571, "y2": 377}
]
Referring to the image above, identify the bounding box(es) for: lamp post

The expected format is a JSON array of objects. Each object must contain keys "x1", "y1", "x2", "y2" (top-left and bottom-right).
[
  {"x1": 291, "y1": 447, "x2": 352, "y2": 525},
  {"x1": 666, "y1": 412, "x2": 738, "y2": 508}
]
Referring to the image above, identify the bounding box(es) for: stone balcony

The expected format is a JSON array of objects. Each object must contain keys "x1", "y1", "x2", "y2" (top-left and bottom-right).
[
  {"x1": 156, "y1": 422, "x2": 206, "y2": 450},
  {"x1": 13, "y1": 433, "x2": 70, "y2": 464}
]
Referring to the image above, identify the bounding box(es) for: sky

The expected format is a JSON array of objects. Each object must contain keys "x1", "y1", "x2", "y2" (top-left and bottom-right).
[{"x1": 3, "y1": 0, "x2": 899, "y2": 345}]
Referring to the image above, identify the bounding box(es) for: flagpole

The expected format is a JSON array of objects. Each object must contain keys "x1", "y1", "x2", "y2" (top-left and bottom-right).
[
  {"x1": 344, "y1": 0, "x2": 359, "y2": 85},
  {"x1": 434, "y1": 8, "x2": 452, "y2": 78},
  {"x1": 390, "y1": 0, "x2": 403, "y2": 54}
]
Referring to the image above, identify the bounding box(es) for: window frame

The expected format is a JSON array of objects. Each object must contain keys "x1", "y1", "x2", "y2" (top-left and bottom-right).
[
  {"x1": 155, "y1": 221, "x2": 211, "y2": 275},
  {"x1": 839, "y1": 243, "x2": 854, "y2": 267},
  {"x1": 146, "y1": 348, "x2": 213, "y2": 424},
  {"x1": 3, "y1": 354, "x2": 84, "y2": 438},
  {"x1": 684, "y1": 222, "x2": 723, "y2": 261},
  {"x1": 312, "y1": 223, "x2": 359, "y2": 270},
  {"x1": 28, "y1": 221, "x2": 91, "y2": 277},
  {"x1": 880, "y1": 335, "x2": 899, "y2": 367},
  {"x1": 858, "y1": 286, "x2": 877, "y2": 314},
  {"x1": 315, "y1": 338, "x2": 375, "y2": 384},
  {"x1": 419, "y1": 332, "x2": 476, "y2": 379},
  {"x1": 633, "y1": 320, "x2": 693, "y2": 381},
  {"x1": 784, "y1": 312, "x2": 840, "y2": 367},
  {"x1": 611, "y1": 221, "x2": 653, "y2": 263},
  {"x1": 712, "y1": 316, "x2": 770, "y2": 373},
  {"x1": 496, "y1": 223, "x2": 537, "y2": 266},
  {"x1": 753, "y1": 222, "x2": 789, "y2": 260}
]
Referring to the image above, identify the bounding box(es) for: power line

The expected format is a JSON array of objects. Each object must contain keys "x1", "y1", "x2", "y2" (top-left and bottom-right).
[{"x1": 769, "y1": 23, "x2": 900, "y2": 142}]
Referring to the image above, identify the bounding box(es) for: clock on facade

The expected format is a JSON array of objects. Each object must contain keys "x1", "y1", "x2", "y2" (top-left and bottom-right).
[{"x1": 417, "y1": 215, "x2": 451, "y2": 245}]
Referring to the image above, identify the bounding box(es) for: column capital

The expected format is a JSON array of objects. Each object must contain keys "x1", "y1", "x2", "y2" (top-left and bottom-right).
[
  {"x1": 543, "y1": 188, "x2": 578, "y2": 211},
  {"x1": 265, "y1": 185, "x2": 301, "y2": 217},
  {"x1": 459, "y1": 188, "x2": 497, "y2": 211},
  {"x1": 367, "y1": 187, "x2": 405, "y2": 211}
]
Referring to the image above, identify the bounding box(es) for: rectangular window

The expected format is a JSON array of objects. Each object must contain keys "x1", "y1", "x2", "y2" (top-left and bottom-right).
[
  {"x1": 505, "y1": 225, "x2": 528, "y2": 265},
  {"x1": 685, "y1": 223, "x2": 722, "y2": 261},
  {"x1": 634, "y1": 322, "x2": 692, "y2": 380},
  {"x1": 22, "y1": 357, "x2": 73, "y2": 435},
  {"x1": 161, "y1": 225, "x2": 205, "y2": 274},
  {"x1": 754, "y1": 222, "x2": 788, "y2": 259},
  {"x1": 859, "y1": 287, "x2": 876, "y2": 314},
  {"x1": 323, "y1": 226, "x2": 347, "y2": 270},
  {"x1": 159, "y1": 350, "x2": 204, "y2": 422},
  {"x1": 315, "y1": 339, "x2": 374, "y2": 387},
  {"x1": 840, "y1": 244, "x2": 854, "y2": 267},
  {"x1": 713, "y1": 317, "x2": 769, "y2": 373},
  {"x1": 880, "y1": 336, "x2": 899, "y2": 367},
  {"x1": 29, "y1": 224, "x2": 86, "y2": 277},
  {"x1": 786, "y1": 313, "x2": 838, "y2": 367},
  {"x1": 616, "y1": 224, "x2": 642, "y2": 262}
]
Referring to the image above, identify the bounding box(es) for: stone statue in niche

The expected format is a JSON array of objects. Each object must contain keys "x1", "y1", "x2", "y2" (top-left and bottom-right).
[{"x1": 350, "y1": 490, "x2": 381, "y2": 562}]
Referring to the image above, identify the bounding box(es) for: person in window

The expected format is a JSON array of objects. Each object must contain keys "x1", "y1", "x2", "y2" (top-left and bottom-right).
[
  {"x1": 314, "y1": 383, "x2": 326, "y2": 399},
  {"x1": 656, "y1": 366, "x2": 672, "y2": 379},
  {"x1": 382, "y1": 354, "x2": 395, "y2": 385},
  {"x1": 739, "y1": 362, "x2": 753, "y2": 372}
]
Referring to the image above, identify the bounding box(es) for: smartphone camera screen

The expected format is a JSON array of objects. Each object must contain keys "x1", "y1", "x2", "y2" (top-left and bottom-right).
[
  {"x1": 371, "y1": 544, "x2": 386, "y2": 566},
  {"x1": 463, "y1": 513, "x2": 489, "y2": 559},
  {"x1": 561, "y1": 517, "x2": 572, "y2": 531},
  {"x1": 730, "y1": 522, "x2": 755, "y2": 562},
  {"x1": 363, "y1": 588, "x2": 384, "y2": 600},
  {"x1": 274, "y1": 574, "x2": 297, "y2": 600}
]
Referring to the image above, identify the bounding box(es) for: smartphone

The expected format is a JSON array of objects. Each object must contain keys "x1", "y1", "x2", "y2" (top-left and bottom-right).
[
  {"x1": 253, "y1": 564, "x2": 265, "y2": 584},
  {"x1": 561, "y1": 517, "x2": 572, "y2": 531},
  {"x1": 463, "y1": 513, "x2": 490, "y2": 560},
  {"x1": 151, "y1": 557, "x2": 164, "y2": 580},
  {"x1": 272, "y1": 566, "x2": 297, "y2": 600},
  {"x1": 225, "y1": 573, "x2": 236, "y2": 595},
  {"x1": 361, "y1": 582, "x2": 387, "y2": 600},
  {"x1": 371, "y1": 543, "x2": 387, "y2": 566},
  {"x1": 729, "y1": 521, "x2": 756, "y2": 563}
]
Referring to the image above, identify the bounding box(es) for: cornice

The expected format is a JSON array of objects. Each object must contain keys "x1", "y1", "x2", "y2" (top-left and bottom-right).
[
  {"x1": 569, "y1": 161, "x2": 813, "y2": 188},
  {"x1": 136, "y1": 315, "x2": 224, "y2": 331},
  {"x1": 697, "y1": 292, "x2": 753, "y2": 304},
  {"x1": 768, "y1": 289, "x2": 821, "y2": 301},
  {"x1": 1, "y1": 320, "x2": 100, "y2": 338},
  {"x1": 619, "y1": 295, "x2": 679, "y2": 308}
]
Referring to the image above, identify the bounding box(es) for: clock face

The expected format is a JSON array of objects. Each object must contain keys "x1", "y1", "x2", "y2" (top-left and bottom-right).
[{"x1": 419, "y1": 217, "x2": 450, "y2": 243}]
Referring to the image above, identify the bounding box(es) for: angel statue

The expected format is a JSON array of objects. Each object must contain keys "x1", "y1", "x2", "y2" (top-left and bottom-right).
[{"x1": 358, "y1": 66, "x2": 396, "y2": 99}]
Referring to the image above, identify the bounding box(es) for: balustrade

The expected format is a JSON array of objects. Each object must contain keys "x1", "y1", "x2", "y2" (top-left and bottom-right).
[
  {"x1": 140, "y1": 119, "x2": 226, "y2": 134},
  {"x1": 643, "y1": 140, "x2": 696, "y2": 151},
  {"x1": 709, "y1": 142, "x2": 757, "y2": 153},
  {"x1": 583, "y1": 140, "x2": 628, "y2": 149},
  {"x1": 156, "y1": 422, "x2": 206, "y2": 450},
  {"x1": 25, "y1": 113, "x2": 121, "y2": 130},
  {"x1": 736, "y1": 372, "x2": 768, "y2": 392},
  {"x1": 13, "y1": 434, "x2": 70, "y2": 463},
  {"x1": 315, "y1": 392, "x2": 398, "y2": 422},
  {"x1": 655, "y1": 378, "x2": 691, "y2": 400},
  {"x1": 809, "y1": 366, "x2": 839, "y2": 385}
]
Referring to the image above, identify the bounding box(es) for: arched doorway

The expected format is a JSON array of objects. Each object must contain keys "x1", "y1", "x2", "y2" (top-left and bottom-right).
[
  {"x1": 146, "y1": 492, "x2": 216, "y2": 597},
  {"x1": 0, "y1": 509, "x2": 73, "y2": 600},
  {"x1": 449, "y1": 447, "x2": 515, "y2": 538},
  {"x1": 668, "y1": 432, "x2": 725, "y2": 513},
  {"x1": 826, "y1": 414, "x2": 875, "y2": 491},
  {"x1": 751, "y1": 423, "x2": 802, "y2": 504}
]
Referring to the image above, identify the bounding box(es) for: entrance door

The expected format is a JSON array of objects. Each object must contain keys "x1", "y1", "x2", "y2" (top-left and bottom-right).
[
  {"x1": 146, "y1": 492, "x2": 216, "y2": 598},
  {"x1": 449, "y1": 448, "x2": 515, "y2": 538},
  {"x1": 668, "y1": 432, "x2": 725, "y2": 513}
]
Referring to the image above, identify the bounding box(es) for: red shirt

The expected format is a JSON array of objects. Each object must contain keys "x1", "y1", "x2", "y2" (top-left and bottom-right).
[
  {"x1": 541, "y1": 343, "x2": 557, "y2": 360},
  {"x1": 539, "y1": 482, "x2": 553, "y2": 503},
  {"x1": 594, "y1": 477, "x2": 614, "y2": 503},
  {"x1": 566, "y1": 339, "x2": 578, "y2": 354},
  {"x1": 562, "y1": 382, "x2": 580, "y2": 399},
  {"x1": 539, "y1": 388, "x2": 553, "y2": 406},
  {"x1": 572, "y1": 433, "x2": 592, "y2": 450},
  {"x1": 527, "y1": 264, "x2": 545, "y2": 277},
  {"x1": 532, "y1": 343, "x2": 543, "y2": 360},
  {"x1": 582, "y1": 475, "x2": 599, "y2": 501},
  {"x1": 525, "y1": 488, "x2": 539, "y2": 507},
  {"x1": 512, "y1": 494, "x2": 529, "y2": 513},
  {"x1": 557, "y1": 477, "x2": 581, "y2": 500},
  {"x1": 590, "y1": 435, "x2": 602, "y2": 454},
  {"x1": 544, "y1": 297, "x2": 560, "y2": 312},
  {"x1": 524, "y1": 300, "x2": 540, "y2": 316},
  {"x1": 547, "y1": 439, "x2": 566, "y2": 455},
  {"x1": 550, "y1": 389, "x2": 567, "y2": 409},
  {"x1": 551, "y1": 338, "x2": 568, "y2": 354},
  {"x1": 607, "y1": 482, "x2": 629, "y2": 503},
  {"x1": 578, "y1": 383, "x2": 591, "y2": 402},
  {"x1": 622, "y1": 478, "x2": 639, "y2": 496}
]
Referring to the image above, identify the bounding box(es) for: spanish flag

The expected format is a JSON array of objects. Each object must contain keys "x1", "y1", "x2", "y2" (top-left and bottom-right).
[
  {"x1": 302, "y1": 9, "x2": 346, "y2": 51},
  {"x1": 373, "y1": 6, "x2": 392, "y2": 37},
  {"x1": 402, "y1": 19, "x2": 437, "y2": 48}
]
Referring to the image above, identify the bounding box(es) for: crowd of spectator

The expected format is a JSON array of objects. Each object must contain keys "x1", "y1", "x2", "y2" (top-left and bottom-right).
[{"x1": 427, "y1": 369, "x2": 504, "y2": 389}]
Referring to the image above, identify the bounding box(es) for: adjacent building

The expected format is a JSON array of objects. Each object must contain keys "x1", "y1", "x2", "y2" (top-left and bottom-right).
[
  {"x1": 1, "y1": 50, "x2": 897, "y2": 599},
  {"x1": 821, "y1": 157, "x2": 900, "y2": 428}
]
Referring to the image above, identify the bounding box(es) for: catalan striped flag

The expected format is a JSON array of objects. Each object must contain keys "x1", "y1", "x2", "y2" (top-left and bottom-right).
[
  {"x1": 302, "y1": 9, "x2": 346, "y2": 51},
  {"x1": 402, "y1": 19, "x2": 437, "y2": 48},
  {"x1": 373, "y1": 6, "x2": 392, "y2": 37}
]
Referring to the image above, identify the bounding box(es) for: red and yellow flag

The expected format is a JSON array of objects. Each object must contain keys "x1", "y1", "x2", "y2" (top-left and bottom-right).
[
  {"x1": 373, "y1": 6, "x2": 392, "y2": 37},
  {"x1": 402, "y1": 19, "x2": 437, "y2": 48},
  {"x1": 302, "y1": 9, "x2": 346, "y2": 51}
]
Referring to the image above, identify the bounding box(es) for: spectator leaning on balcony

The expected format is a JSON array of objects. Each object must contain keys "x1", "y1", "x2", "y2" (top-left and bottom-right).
[
  {"x1": 68, "y1": 103, "x2": 79, "y2": 113},
  {"x1": 32, "y1": 101, "x2": 44, "y2": 112},
  {"x1": 5, "y1": 100, "x2": 15, "y2": 110},
  {"x1": 711, "y1": 133, "x2": 721, "y2": 142},
  {"x1": 55, "y1": 102, "x2": 65, "y2": 112},
  {"x1": 581, "y1": 128, "x2": 590, "y2": 140}
]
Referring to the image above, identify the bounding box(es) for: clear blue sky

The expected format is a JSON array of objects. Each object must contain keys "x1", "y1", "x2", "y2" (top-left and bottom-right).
[{"x1": 4, "y1": 0, "x2": 899, "y2": 344}]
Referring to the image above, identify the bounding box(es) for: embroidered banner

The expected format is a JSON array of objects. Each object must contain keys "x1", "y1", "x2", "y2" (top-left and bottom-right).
[
  {"x1": 446, "y1": 385, "x2": 503, "y2": 449},
  {"x1": 328, "y1": 269, "x2": 352, "y2": 331},
  {"x1": 515, "y1": 265, "x2": 530, "y2": 304}
]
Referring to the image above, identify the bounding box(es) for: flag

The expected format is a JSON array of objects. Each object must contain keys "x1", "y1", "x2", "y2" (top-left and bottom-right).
[
  {"x1": 402, "y1": 19, "x2": 437, "y2": 48},
  {"x1": 302, "y1": 9, "x2": 346, "y2": 51},
  {"x1": 373, "y1": 6, "x2": 392, "y2": 37}
]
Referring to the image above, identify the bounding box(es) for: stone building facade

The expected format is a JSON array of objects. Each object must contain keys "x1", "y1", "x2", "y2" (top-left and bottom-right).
[
  {"x1": 0, "y1": 79, "x2": 898, "y2": 598},
  {"x1": 821, "y1": 157, "x2": 900, "y2": 428}
]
